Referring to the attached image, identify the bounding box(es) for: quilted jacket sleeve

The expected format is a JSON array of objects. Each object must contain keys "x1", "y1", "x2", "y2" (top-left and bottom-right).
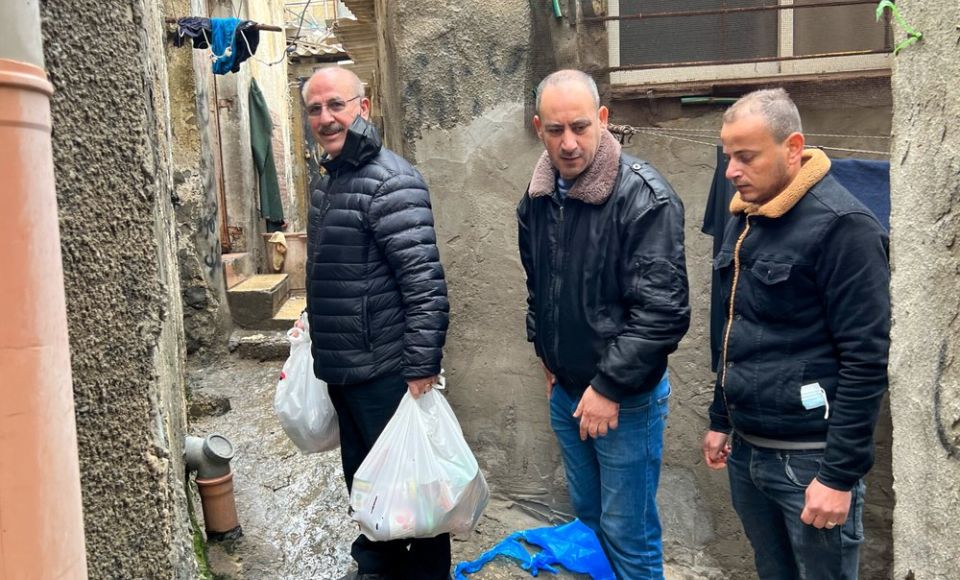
[{"x1": 368, "y1": 172, "x2": 450, "y2": 379}]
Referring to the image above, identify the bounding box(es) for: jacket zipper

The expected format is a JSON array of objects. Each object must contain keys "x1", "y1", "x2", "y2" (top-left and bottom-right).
[
  {"x1": 719, "y1": 215, "x2": 752, "y2": 430},
  {"x1": 551, "y1": 201, "x2": 566, "y2": 367}
]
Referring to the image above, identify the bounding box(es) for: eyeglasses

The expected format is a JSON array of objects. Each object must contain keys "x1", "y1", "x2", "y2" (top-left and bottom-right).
[{"x1": 306, "y1": 95, "x2": 361, "y2": 117}]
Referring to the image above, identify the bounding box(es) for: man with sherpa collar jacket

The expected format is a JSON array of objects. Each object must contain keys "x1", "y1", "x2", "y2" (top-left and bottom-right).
[
  {"x1": 702, "y1": 88, "x2": 889, "y2": 580},
  {"x1": 518, "y1": 70, "x2": 690, "y2": 580}
]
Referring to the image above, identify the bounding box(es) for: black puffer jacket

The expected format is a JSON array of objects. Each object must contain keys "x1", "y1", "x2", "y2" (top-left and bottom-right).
[
  {"x1": 306, "y1": 116, "x2": 449, "y2": 385},
  {"x1": 518, "y1": 131, "x2": 690, "y2": 402}
]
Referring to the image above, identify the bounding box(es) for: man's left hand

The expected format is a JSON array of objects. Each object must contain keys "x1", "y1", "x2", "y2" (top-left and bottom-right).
[
  {"x1": 573, "y1": 387, "x2": 619, "y2": 441},
  {"x1": 800, "y1": 478, "x2": 851, "y2": 529},
  {"x1": 407, "y1": 376, "x2": 438, "y2": 399}
]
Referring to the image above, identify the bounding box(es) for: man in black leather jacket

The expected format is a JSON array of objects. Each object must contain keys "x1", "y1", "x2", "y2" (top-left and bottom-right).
[
  {"x1": 303, "y1": 67, "x2": 450, "y2": 580},
  {"x1": 518, "y1": 70, "x2": 689, "y2": 579},
  {"x1": 701, "y1": 88, "x2": 890, "y2": 580}
]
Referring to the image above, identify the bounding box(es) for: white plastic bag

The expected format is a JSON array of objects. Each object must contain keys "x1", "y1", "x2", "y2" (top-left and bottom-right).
[
  {"x1": 274, "y1": 313, "x2": 340, "y2": 453},
  {"x1": 349, "y1": 388, "x2": 490, "y2": 541}
]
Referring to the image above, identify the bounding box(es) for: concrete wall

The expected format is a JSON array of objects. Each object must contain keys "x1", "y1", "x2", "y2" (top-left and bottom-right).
[
  {"x1": 40, "y1": 1, "x2": 196, "y2": 577},
  {"x1": 888, "y1": 2, "x2": 960, "y2": 578},
  {"x1": 380, "y1": 2, "x2": 895, "y2": 577},
  {"x1": 165, "y1": 0, "x2": 232, "y2": 354}
]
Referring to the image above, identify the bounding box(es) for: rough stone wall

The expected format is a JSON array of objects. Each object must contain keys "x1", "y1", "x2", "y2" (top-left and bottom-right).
[
  {"x1": 382, "y1": 1, "x2": 896, "y2": 577},
  {"x1": 165, "y1": 0, "x2": 232, "y2": 355},
  {"x1": 40, "y1": 1, "x2": 196, "y2": 577},
  {"x1": 888, "y1": 2, "x2": 960, "y2": 578}
]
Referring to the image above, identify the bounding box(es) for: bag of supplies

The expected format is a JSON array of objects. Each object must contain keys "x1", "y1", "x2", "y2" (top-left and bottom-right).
[
  {"x1": 274, "y1": 313, "x2": 340, "y2": 453},
  {"x1": 349, "y1": 388, "x2": 490, "y2": 541}
]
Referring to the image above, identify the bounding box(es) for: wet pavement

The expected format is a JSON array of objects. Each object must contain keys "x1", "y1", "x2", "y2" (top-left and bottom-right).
[{"x1": 187, "y1": 354, "x2": 710, "y2": 580}]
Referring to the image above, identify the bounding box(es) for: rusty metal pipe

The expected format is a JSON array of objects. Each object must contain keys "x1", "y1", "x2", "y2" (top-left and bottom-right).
[{"x1": 0, "y1": 52, "x2": 89, "y2": 580}]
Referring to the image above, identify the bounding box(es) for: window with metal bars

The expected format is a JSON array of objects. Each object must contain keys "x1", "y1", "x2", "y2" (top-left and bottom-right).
[{"x1": 599, "y1": 0, "x2": 892, "y2": 88}]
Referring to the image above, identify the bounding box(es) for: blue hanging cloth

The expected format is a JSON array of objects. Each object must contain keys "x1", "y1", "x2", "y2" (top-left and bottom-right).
[
  {"x1": 454, "y1": 519, "x2": 615, "y2": 579},
  {"x1": 210, "y1": 17, "x2": 260, "y2": 75}
]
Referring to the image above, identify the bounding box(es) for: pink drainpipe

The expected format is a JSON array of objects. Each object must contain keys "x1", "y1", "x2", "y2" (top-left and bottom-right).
[{"x1": 0, "y1": 55, "x2": 89, "y2": 578}]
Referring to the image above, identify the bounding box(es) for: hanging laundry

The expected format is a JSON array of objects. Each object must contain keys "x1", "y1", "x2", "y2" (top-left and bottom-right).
[
  {"x1": 249, "y1": 79, "x2": 285, "y2": 231},
  {"x1": 828, "y1": 158, "x2": 890, "y2": 231},
  {"x1": 210, "y1": 18, "x2": 260, "y2": 75},
  {"x1": 173, "y1": 17, "x2": 212, "y2": 48},
  {"x1": 701, "y1": 146, "x2": 737, "y2": 372}
]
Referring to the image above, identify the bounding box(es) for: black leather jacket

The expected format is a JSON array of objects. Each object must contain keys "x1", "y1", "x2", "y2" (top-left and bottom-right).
[
  {"x1": 306, "y1": 116, "x2": 449, "y2": 385},
  {"x1": 518, "y1": 135, "x2": 690, "y2": 402},
  {"x1": 709, "y1": 169, "x2": 890, "y2": 491}
]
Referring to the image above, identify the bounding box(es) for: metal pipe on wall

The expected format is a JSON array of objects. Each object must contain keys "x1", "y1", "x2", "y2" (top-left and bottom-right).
[{"x1": 0, "y1": 2, "x2": 89, "y2": 578}]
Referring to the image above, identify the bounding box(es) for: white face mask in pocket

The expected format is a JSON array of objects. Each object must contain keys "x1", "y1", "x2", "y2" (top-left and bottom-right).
[{"x1": 800, "y1": 382, "x2": 830, "y2": 420}]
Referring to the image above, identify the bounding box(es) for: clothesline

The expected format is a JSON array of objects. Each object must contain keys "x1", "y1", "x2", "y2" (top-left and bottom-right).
[
  {"x1": 608, "y1": 124, "x2": 891, "y2": 157},
  {"x1": 615, "y1": 125, "x2": 891, "y2": 140}
]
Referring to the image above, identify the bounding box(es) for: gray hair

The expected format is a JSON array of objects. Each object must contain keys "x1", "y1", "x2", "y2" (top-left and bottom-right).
[
  {"x1": 723, "y1": 88, "x2": 802, "y2": 142},
  {"x1": 535, "y1": 69, "x2": 600, "y2": 114},
  {"x1": 301, "y1": 66, "x2": 365, "y2": 102}
]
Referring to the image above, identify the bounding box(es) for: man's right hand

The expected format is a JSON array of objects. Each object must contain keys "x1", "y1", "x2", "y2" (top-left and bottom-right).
[
  {"x1": 703, "y1": 430, "x2": 732, "y2": 469},
  {"x1": 541, "y1": 360, "x2": 556, "y2": 398}
]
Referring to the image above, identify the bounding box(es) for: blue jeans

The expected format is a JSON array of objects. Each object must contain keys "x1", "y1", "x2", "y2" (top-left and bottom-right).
[
  {"x1": 727, "y1": 436, "x2": 865, "y2": 580},
  {"x1": 550, "y1": 375, "x2": 670, "y2": 580}
]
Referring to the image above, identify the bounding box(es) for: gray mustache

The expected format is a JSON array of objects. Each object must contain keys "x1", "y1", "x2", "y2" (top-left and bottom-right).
[{"x1": 319, "y1": 124, "x2": 344, "y2": 136}]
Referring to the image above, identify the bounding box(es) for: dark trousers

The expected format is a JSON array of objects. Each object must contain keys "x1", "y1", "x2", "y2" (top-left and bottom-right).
[
  {"x1": 328, "y1": 372, "x2": 451, "y2": 579},
  {"x1": 727, "y1": 436, "x2": 864, "y2": 580}
]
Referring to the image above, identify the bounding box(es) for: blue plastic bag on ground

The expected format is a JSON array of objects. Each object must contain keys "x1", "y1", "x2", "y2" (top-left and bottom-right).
[{"x1": 454, "y1": 519, "x2": 615, "y2": 579}]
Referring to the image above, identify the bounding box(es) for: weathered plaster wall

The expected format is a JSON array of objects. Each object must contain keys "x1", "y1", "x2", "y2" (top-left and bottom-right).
[
  {"x1": 888, "y1": 2, "x2": 960, "y2": 578},
  {"x1": 40, "y1": 1, "x2": 196, "y2": 577},
  {"x1": 383, "y1": 1, "x2": 895, "y2": 577},
  {"x1": 165, "y1": 0, "x2": 232, "y2": 354}
]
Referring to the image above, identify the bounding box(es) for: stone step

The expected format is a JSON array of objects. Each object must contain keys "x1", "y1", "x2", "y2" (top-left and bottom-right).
[
  {"x1": 222, "y1": 252, "x2": 254, "y2": 289},
  {"x1": 266, "y1": 293, "x2": 306, "y2": 331},
  {"x1": 228, "y1": 329, "x2": 290, "y2": 361},
  {"x1": 227, "y1": 294, "x2": 306, "y2": 360},
  {"x1": 227, "y1": 274, "x2": 289, "y2": 328}
]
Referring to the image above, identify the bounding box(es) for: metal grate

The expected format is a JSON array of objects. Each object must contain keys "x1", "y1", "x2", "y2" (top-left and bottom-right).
[{"x1": 593, "y1": 0, "x2": 891, "y2": 75}]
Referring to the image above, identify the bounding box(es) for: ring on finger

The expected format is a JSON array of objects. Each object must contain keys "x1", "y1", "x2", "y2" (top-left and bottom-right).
[{"x1": 826, "y1": 521, "x2": 838, "y2": 529}]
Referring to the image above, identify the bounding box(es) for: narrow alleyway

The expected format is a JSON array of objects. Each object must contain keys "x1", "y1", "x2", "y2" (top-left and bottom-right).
[{"x1": 187, "y1": 352, "x2": 715, "y2": 579}]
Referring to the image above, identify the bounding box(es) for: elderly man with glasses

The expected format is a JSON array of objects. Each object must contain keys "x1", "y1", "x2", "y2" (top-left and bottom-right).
[{"x1": 301, "y1": 67, "x2": 450, "y2": 580}]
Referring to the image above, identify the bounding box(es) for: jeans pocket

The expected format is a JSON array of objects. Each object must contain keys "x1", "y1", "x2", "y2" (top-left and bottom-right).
[
  {"x1": 843, "y1": 480, "x2": 866, "y2": 542},
  {"x1": 783, "y1": 453, "x2": 823, "y2": 488},
  {"x1": 618, "y1": 397, "x2": 652, "y2": 415}
]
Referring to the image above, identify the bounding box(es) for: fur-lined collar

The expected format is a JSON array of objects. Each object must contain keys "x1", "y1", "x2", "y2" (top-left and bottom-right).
[
  {"x1": 730, "y1": 149, "x2": 831, "y2": 218},
  {"x1": 528, "y1": 129, "x2": 623, "y2": 205}
]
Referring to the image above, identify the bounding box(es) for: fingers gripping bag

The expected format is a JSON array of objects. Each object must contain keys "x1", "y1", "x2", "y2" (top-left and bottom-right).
[
  {"x1": 274, "y1": 313, "x2": 340, "y2": 453},
  {"x1": 349, "y1": 389, "x2": 490, "y2": 541}
]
